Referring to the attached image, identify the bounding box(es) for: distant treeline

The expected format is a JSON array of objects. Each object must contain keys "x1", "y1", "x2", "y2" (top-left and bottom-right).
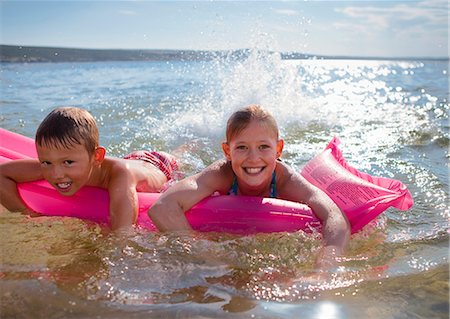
[
  {"x1": 0, "y1": 45, "x2": 231, "y2": 63},
  {"x1": 0, "y1": 45, "x2": 334, "y2": 63},
  {"x1": 0, "y1": 45, "x2": 447, "y2": 63}
]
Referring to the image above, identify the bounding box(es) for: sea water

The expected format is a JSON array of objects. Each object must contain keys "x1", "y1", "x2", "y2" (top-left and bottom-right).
[{"x1": 0, "y1": 53, "x2": 448, "y2": 318}]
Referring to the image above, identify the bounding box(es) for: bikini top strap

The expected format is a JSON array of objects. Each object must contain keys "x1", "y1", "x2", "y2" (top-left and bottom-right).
[
  {"x1": 228, "y1": 174, "x2": 239, "y2": 195},
  {"x1": 228, "y1": 170, "x2": 277, "y2": 198},
  {"x1": 270, "y1": 170, "x2": 277, "y2": 198}
]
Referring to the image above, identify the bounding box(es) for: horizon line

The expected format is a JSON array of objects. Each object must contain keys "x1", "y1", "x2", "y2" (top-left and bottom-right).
[{"x1": 1, "y1": 43, "x2": 448, "y2": 61}]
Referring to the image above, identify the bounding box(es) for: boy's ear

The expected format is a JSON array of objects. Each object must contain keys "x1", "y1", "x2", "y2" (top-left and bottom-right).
[
  {"x1": 94, "y1": 146, "x2": 106, "y2": 162},
  {"x1": 221, "y1": 142, "x2": 231, "y2": 161},
  {"x1": 276, "y1": 139, "x2": 284, "y2": 159}
]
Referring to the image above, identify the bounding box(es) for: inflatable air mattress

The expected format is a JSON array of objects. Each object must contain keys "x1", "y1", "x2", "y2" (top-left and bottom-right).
[{"x1": 0, "y1": 128, "x2": 413, "y2": 234}]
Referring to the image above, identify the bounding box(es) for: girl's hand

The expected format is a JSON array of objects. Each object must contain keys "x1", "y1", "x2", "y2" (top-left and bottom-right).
[{"x1": 314, "y1": 244, "x2": 347, "y2": 272}]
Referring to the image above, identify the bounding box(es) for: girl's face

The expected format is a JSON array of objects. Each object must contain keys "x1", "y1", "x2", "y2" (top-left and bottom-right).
[
  {"x1": 222, "y1": 119, "x2": 284, "y2": 196},
  {"x1": 37, "y1": 142, "x2": 104, "y2": 196}
]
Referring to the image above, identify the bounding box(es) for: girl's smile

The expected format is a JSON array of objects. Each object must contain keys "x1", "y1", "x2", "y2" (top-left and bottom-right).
[
  {"x1": 244, "y1": 167, "x2": 266, "y2": 175},
  {"x1": 222, "y1": 119, "x2": 283, "y2": 196}
]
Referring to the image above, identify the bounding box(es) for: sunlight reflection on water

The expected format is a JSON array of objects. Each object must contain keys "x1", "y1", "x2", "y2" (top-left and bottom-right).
[{"x1": 0, "y1": 55, "x2": 448, "y2": 318}]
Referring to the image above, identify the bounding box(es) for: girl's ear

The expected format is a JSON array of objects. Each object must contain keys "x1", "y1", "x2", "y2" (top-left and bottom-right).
[
  {"x1": 94, "y1": 146, "x2": 106, "y2": 163},
  {"x1": 276, "y1": 139, "x2": 284, "y2": 159},
  {"x1": 221, "y1": 142, "x2": 231, "y2": 161}
]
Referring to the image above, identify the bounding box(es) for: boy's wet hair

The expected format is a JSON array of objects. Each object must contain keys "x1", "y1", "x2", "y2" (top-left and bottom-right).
[
  {"x1": 226, "y1": 104, "x2": 279, "y2": 142},
  {"x1": 36, "y1": 106, "x2": 99, "y2": 155}
]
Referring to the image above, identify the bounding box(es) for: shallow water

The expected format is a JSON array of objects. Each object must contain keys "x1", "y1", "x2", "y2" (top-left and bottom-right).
[{"x1": 0, "y1": 53, "x2": 448, "y2": 318}]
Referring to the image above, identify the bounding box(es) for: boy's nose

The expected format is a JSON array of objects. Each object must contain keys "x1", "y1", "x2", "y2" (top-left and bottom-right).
[{"x1": 51, "y1": 166, "x2": 64, "y2": 179}]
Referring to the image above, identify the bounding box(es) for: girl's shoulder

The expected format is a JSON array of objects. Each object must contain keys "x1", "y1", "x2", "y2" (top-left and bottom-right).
[
  {"x1": 203, "y1": 159, "x2": 232, "y2": 174},
  {"x1": 275, "y1": 161, "x2": 305, "y2": 188},
  {"x1": 276, "y1": 161, "x2": 315, "y2": 202},
  {"x1": 275, "y1": 160, "x2": 296, "y2": 177},
  {"x1": 198, "y1": 159, "x2": 234, "y2": 194}
]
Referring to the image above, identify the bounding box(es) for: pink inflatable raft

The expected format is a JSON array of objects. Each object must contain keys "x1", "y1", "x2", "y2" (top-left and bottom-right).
[{"x1": 0, "y1": 128, "x2": 413, "y2": 234}]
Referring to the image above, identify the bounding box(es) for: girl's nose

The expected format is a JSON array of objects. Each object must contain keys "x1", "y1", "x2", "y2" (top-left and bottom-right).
[{"x1": 247, "y1": 148, "x2": 260, "y2": 161}]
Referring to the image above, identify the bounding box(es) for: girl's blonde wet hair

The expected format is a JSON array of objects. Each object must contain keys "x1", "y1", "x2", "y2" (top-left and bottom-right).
[
  {"x1": 225, "y1": 104, "x2": 279, "y2": 143},
  {"x1": 36, "y1": 106, "x2": 99, "y2": 155}
]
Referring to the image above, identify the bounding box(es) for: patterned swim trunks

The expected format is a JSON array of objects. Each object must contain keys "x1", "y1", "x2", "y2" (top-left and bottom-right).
[{"x1": 123, "y1": 150, "x2": 179, "y2": 181}]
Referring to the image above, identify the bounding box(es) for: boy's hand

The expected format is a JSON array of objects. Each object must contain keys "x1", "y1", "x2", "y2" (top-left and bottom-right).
[{"x1": 22, "y1": 207, "x2": 41, "y2": 217}]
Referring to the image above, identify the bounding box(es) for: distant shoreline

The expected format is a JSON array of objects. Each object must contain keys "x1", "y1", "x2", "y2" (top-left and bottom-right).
[{"x1": 1, "y1": 44, "x2": 448, "y2": 63}]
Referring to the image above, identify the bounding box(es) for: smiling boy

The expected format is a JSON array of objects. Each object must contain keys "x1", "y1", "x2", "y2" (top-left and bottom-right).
[{"x1": 0, "y1": 106, "x2": 178, "y2": 231}]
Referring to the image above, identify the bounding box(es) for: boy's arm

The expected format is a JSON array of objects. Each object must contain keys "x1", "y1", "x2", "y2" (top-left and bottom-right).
[
  {"x1": 149, "y1": 160, "x2": 230, "y2": 232},
  {"x1": 0, "y1": 160, "x2": 43, "y2": 212},
  {"x1": 107, "y1": 167, "x2": 139, "y2": 231}
]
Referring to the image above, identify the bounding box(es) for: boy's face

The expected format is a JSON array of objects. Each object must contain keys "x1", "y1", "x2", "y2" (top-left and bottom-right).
[
  {"x1": 36, "y1": 142, "x2": 97, "y2": 196},
  {"x1": 222, "y1": 119, "x2": 283, "y2": 194}
]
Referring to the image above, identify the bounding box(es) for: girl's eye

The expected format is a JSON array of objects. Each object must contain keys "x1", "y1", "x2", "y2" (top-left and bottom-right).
[
  {"x1": 236, "y1": 145, "x2": 247, "y2": 150},
  {"x1": 259, "y1": 145, "x2": 270, "y2": 150}
]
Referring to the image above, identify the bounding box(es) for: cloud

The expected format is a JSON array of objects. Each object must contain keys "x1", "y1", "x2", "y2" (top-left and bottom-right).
[
  {"x1": 274, "y1": 9, "x2": 300, "y2": 16},
  {"x1": 330, "y1": 0, "x2": 448, "y2": 57},
  {"x1": 332, "y1": 22, "x2": 373, "y2": 34},
  {"x1": 118, "y1": 10, "x2": 138, "y2": 16},
  {"x1": 272, "y1": 25, "x2": 299, "y2": 33},
  {"x1": 335, "y1": 0, "x2": 448, "y2": 30}
]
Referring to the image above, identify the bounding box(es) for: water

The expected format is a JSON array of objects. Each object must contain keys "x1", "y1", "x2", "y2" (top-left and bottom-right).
[{"x1": 0, "y1": 53, "x2": 448, "y2": 318}]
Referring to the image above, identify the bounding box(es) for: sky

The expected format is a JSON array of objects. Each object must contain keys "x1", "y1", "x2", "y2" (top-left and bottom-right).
[{"x1": 0, "y1": 0, "x2": 448, "y2": 58}]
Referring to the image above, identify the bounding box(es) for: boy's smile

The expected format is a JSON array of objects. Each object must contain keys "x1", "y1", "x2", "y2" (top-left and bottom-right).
[
  {"x1": 36, "y1": 142, "x2": 97, "y2": 196},
  {"x1": 56, "y1": 181, "x2": 72, "y2": 192}
]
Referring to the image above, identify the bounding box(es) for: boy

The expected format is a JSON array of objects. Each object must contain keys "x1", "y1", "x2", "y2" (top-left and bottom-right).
[{"x1": 0, "y1": 106, "x2": 178, "y2": 231}]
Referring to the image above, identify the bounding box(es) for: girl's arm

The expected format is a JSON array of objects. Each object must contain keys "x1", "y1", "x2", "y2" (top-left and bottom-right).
[
  {"x1": 148, "y1": 160, "x2": 232, "y2": 232},
  {"x1": 303, "y1": 188, "x2": 350, "y2": 270},
  {"x1": 280, "y1": 167, "x2": 351, "y2": 270},
  {"x1": 0, "y1": 159, "x2": 43, "y2": 212}
]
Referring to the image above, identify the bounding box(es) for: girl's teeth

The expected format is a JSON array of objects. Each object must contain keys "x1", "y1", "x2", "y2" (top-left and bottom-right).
[{"x1": 245, "y1": 167, "x2": 262, "y2": 174}]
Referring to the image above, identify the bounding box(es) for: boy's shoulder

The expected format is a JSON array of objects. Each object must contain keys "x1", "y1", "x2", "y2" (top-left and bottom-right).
[
  {"x1": 92, "y1": 157, "x2": 141, "y2": 189},
  {"x1": 102, "y1": 156, "x2": 128, "y2": 169},
  {"x1": 99, "y1": 157, "x2": 130, "y2": 176}
]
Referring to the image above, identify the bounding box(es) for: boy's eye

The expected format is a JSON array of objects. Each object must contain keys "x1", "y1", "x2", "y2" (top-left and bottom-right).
[
  {"x1": 64, "y1": 160, "x2": 74, "y2": 165},
  {"x1": 40, "y1": 161, "x2": 51, "y2": 166}
]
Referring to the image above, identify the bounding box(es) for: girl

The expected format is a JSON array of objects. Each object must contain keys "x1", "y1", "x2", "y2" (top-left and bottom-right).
[{"x1": 148, "y1": 104, "x2": 350, "y2": 269}]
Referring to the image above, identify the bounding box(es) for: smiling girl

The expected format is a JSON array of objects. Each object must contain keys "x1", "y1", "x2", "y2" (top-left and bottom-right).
[{"x1": 148, "y1": 104, "x2": 350, "y2": 269}]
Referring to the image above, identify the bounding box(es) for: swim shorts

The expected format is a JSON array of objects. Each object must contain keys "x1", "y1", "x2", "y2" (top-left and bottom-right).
[{"x1": 123, "y1": 150, "x2": 179, "y2": 181}]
